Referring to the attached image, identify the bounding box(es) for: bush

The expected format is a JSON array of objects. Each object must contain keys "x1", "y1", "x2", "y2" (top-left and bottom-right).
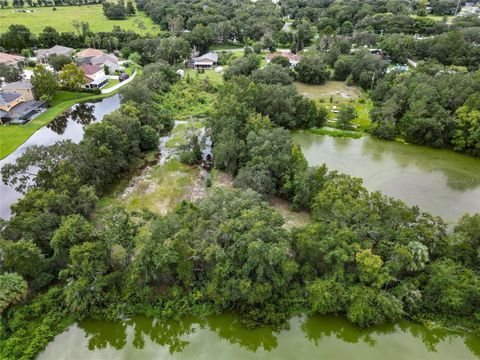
[{"x1": 140, "y1": 125, "x2": 159, "y2": 151}]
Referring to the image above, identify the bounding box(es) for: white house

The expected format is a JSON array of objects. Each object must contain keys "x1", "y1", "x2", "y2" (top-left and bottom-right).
[{"x1": 190, "y1": 52, "x2": 219, "y2": 69}]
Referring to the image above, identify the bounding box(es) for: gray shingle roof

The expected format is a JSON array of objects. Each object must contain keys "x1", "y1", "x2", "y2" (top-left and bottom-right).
[
  {"x1": 0, "y1": 92, "x2": 22, "y2": 106},
  {"x1": 2, "y1": 80, "x2": 33, "y2": 90},
  {"x1": 192, "y1": 52, "x2": 218, "y2": 63}
]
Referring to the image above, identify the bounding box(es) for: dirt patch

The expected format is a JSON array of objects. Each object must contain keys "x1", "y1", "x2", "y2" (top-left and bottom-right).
[{"x1": 270, "y1": 197, "x2": 310, "y2": 228}]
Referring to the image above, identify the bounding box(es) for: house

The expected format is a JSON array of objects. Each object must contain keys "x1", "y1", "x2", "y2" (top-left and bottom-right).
[
  {"x1": 1, "y1": 80, "x2": 35, "y2": 101},
  {"x1": 265, "y1": 52, "x2": 301, "y2": 67},
  {"x1": 0, "y1": 81, "x2": 44, "y2": 125},
  {"x1": 79, "y1": 64, "x2": 108, "y2": 89},
  {"x1": 0, "y1": 52, "x2": 25, "y2": 67},
  {"x1": 90, "y1": 54, "x2": 124, "y2": 73},
  {"x1": 36, "y1": 45, "x2": 74, "y2": 63},
  {"x1": 190, "y1": 52, "x2": 219, "y2": 69},
  {"x1": 0, "y1": 92, "x2": 24, "y2": 113},
  {"x1": 75, "y1": 48, "x2": 107, "y2": 64}
]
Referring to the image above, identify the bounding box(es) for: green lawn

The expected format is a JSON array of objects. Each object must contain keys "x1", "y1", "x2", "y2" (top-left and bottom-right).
[
  {"x1": 102, "y1": 78, "x2": 119, "y2": 90},
  {"x1": 0, "y1": 4, "x2": 160, "y2": 34},
  {"x1": 293, "y1": 81, "x2": 372, "y2": 130},
  {"x1": 186, "y1": 68, "x2": 224, "y2": 85}
]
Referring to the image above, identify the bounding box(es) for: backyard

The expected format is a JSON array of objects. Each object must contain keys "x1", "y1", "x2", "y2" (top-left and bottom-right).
[{"x1": 0, "y1": 4, "x2": 160, "y2": 34}]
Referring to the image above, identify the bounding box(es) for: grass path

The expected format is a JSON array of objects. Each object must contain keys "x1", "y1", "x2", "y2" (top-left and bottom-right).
[{"x1": 0, "y1": 4, "x2": 160, "y2": 34}]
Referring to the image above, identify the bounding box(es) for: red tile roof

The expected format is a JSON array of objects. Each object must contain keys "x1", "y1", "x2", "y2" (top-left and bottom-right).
[
  {"x1": 79, "y1": 64, "x2": 103, "y2": 76},
  {"x1": 0, "y1": 52, "x2": 25, "y2": 66},
  {"x1": 76, "y1": 48, "x2": 105, "y2": 58},
  {"x1": 266, "y1": 52, "x2": 301, "y2": 62}
]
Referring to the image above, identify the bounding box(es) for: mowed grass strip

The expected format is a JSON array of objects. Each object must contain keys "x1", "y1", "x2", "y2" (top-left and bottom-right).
[{"x1": 0, "y1": 4, "x2": 160, "y2": 34}]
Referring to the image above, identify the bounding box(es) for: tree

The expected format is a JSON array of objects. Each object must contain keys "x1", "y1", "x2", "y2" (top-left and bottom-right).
[
  {"x1": 187, "y1": 24, "x2": 215, "y2": 54},
  {"x1": 139, "y1": 125, "x2": 159, "y2": 150},
  {"x1": 1, "y1": 240, "x2": 44, "y2": 279},
  {"x1": 0, "y1": 273, "x2": 27, "y2": 313},
  {"x1": 126, "y1": 0, "x2": 136, "y2": 15},
  {"x1": 270, "y1": 55, "x2": 290, "y2": 68},
  {"x1": 156, "y1": 37, "x2": 191, "y2": 65},
  {"x1": 452, "y1": 94, "x2": 480, "y2": 157},
  {"x1": 50, "y1": 214, "x2": 94, "y2": 263},
  {"x1": 48, "y1": 54, "x2": 73, "y2": 71},
  {"x1": 60, "y1": 241, "x2": 111, "y2": 314},
  {"x1": 30, "y1": 65, "x2": 59, "y2": 103},
  {"x1": 251, "y1": 64, "x2": 293, "y2": 85},
  {"x1": 0, "y1": 24, "x2": 34, "y2": 52},
  {"x1": 223, "y1": 56, "x2": 261, "y2": 80},
  {"x1": 337, "y1": 104, "x2": 357, "y2": 130},
  {"x1": 59, "y1": 63, "x2": 85, "y2": 92},
  {"x1": 0, "y1": 63, "x2": 23, "y2": 83},
  {"x1": 38, "y1": 26, "x2": 60, "y2": 48},
  {"x1": 295, "y1": 55, "x2": 329, "y2": 84}
]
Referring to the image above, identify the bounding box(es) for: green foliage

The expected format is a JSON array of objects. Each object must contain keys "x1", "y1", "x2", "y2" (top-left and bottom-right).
[
  {"x1": 0, "y1": 240, "x2": 44, "y2": 279},
  {"x1": 31, "y1": 64, "x2": 59, "y2": 102},
  {"x1": 0, "y1": 273, "x2": 27, "y2": 313},
  {"x1": 140, "y1": 125, "x2": 160, "y2": 151},
  {"x1": 336, "y1": 104, "x2": 357, "y2": 130},
  {"x1": 296, "y1": 54, "x2": 329, "y2": 85}
]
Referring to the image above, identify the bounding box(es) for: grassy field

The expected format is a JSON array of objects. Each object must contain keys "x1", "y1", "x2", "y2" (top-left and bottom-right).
[
  {"x1": 0, "y1": 4, "x2": 160, "y2": 34},
  {"x1": 293, "y1": 81, "x2": 372, "y2": 130},
  {"x1": 102, "y1": 78, "x2": 119, "y2": 90},
  {"x1": 186, "y1": 69, "x2": 224, "y2": 85}
]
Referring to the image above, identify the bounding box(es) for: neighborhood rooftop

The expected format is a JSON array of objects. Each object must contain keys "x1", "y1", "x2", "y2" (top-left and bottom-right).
[
  {"x1": 79, "y1": 64, "x2": 103, "y2": 76},
  {"x1": 0, "y1": 52, "x2": 25, "y2": 66},
  {"x1": 192, "y1": 52, "x2": 218, "y2": 62},
  {"x1": 76, "y1": 48, "x2": 106, "y2": 58},
  {"x1": 2, "y1": 80, "x2": 34, "y2": 91},
  {"x1": 0, "y1": 92, "x2": 22, "y2": 106}
]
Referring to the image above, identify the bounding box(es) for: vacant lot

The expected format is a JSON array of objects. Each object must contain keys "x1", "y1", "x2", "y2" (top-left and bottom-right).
[
  {"x1": 294, "y1": 81, "x2": 372, "y2": 129},
  {"x1": 294, "y1": 81, "x2": 360, "y2": 100},
  {"x1": 0, "y1": 5, "x2": 159, "y2": 34}
]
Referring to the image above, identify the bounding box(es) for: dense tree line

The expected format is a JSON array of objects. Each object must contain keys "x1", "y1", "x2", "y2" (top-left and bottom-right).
[
  {"x1": 370, "y1": 62, "x2": 480, "y2": 153},
  {"x1": 136, "y1": 0, "x2": 283, "y2": 43}
]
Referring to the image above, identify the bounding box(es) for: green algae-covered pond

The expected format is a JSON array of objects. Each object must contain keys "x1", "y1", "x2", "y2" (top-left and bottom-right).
[
  {"x1": 292, "y1": 132, "x2": 480, "y2": 223},
  {"x1": 38, "y1": 314, "x2": 480, "y2": 359}
]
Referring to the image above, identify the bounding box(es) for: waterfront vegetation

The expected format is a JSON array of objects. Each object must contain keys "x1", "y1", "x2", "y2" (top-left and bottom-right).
[
  {"x1": 1, "y1": 0, "x2": 480, "y2": 358},
  {"x1": 1, "y1": 59, "x2": 480, "y2": 360}
]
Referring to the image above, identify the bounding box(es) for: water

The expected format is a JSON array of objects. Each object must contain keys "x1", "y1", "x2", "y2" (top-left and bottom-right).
[
  {"x1": 37, "y1": 314, "x2": 480, "y2": 360},
  {"x1": 292, "y1": 132, "x2": 480, "y2": 223},
  {"x1": 0, "y1": 94, "x2": 121, "y2": 220}
]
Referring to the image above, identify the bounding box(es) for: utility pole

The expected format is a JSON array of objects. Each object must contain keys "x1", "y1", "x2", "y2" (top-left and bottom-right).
[{"x1": 454, "y1": 0, "x2": 461, "y2": 16}]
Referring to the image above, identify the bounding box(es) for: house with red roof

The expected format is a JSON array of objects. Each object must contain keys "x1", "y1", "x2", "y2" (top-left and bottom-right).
[
  {"x1": 0, "y1": 52, "x2": 25, "y2": 67},
  {"x1": 265, "y1": 52, "x2": 301, "y2": 67},
  {"x1": 79, "y1": 64, "x2": 108, "y2": 89}
]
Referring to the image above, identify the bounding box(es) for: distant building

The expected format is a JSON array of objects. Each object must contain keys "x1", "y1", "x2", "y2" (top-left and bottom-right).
[
  {"x1": 0, "y1": 52, "x2": 25, "y2": 67},
  {"x1": 36, "y1": 45, "x2": 74, "y2": 63},
  {"x1": 75, "y1": 48, "x2": 107, "y2": 64},
  {"x1": 190, "y1": 52, "x2": 219, "y2": 69},
  {"x1": 1, "y1": 80, "x2": 35, "y2": 101},
  {"x1": 265, "y1": 51, "x2": 301, "y2": 67},
  {"x1": 79, "y1": 64, "x2": 108, "y2": 89}
]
